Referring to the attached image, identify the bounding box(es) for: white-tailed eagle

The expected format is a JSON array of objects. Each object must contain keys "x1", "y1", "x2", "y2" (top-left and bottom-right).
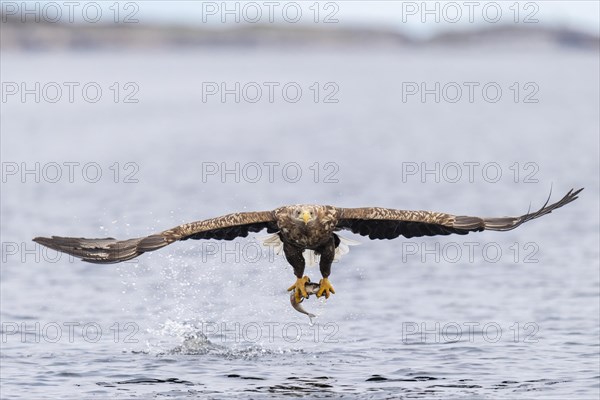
[{"x1": 33, "y1": 188, "x2": 582, "y2": 302}]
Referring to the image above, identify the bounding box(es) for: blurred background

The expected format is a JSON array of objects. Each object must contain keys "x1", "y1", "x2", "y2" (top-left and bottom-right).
[{"x1": 1, "y1": 1, "x2": 599, "y2": 399}]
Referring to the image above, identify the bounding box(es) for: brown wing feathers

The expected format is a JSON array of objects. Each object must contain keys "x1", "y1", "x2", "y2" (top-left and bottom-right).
[
  {"x1": 178, "y1": 211, "x2": 278, "y2": 241},
  {"x1": 32, "y1": 211, "x2": 277, "y2": 264},
  {"x1": 336, "y1": 188, "x2": 582, "y2": 240},
  {"x1": 335, "y1": 209, "x2": 472, "y2": 239}
]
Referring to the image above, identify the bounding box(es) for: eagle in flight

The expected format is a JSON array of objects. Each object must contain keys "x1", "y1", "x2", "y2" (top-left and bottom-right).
[{"x1": 34, "y1": 189, "x2": 582, "y2": 302}]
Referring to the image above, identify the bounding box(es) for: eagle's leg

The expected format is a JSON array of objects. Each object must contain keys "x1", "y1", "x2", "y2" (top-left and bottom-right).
[
  {"x1": 316, "y1": 238, "x2": 336, "y2": 299},
  {"x1": 284, "y1": 243, "x2": 309, "y2": 303}
]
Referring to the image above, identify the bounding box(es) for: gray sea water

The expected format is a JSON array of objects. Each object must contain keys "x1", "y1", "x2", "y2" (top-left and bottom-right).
[{"x1": 1, "y1": 47, "x2": 599, "y2": 399}]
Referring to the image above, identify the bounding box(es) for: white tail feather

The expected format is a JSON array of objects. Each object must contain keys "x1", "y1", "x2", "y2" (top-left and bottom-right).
[{"x1": 260, "y1": 232, "x2": 360, "y2": 267}]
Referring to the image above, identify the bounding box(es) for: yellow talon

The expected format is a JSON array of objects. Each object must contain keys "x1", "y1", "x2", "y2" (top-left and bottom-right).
[
  {"x1": 287, "y1": 276, "x2": 310, "y2": 303},
  {"x1": 317, "y1": 277, "x2": 335, "y2": 299}
]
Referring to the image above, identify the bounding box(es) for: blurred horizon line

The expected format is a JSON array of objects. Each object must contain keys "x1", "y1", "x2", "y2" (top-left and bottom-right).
[{"x1": 2, "y1": 16, "x2": 598, "y2": 51}]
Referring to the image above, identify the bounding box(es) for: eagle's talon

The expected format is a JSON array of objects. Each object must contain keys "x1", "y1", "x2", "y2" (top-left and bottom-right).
[
  {"x1": 287, "y1": 276, "x2": 310, "y2": 303},
  {"x1": 317, "y1": 278, "x2": 335, "y2": 299}
]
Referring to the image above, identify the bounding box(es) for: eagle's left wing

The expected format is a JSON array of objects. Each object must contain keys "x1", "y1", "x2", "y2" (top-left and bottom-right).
[
  {"x1": 33, "y1": 210, "x2": 278, "y2": 264},
  {"x1": 334, "y1": 188, "x2": 582, "y2": 240}
]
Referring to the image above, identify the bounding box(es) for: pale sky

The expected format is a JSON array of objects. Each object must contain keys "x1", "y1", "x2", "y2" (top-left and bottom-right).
[
  {"x1": 12, "y1": 1, "x2": 600, "y2": 36},
  {"x1": 137, "y1": 1, "x2": 600, "y2": 36}
]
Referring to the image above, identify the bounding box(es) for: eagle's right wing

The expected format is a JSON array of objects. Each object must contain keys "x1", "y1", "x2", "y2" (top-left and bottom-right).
[
  {"x1": 33, "y1": 210, "x2": 278, "y2": 264},
  {"x1": 334, "y1": 188, "x2": 582, "y2": 240}
]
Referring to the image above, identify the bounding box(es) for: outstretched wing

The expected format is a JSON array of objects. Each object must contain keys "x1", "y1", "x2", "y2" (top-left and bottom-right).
[
  {"x1": 33, "y1": 211, "x2": 278, "y2": 264},
  {"x1": 335, "y1": 188, "x2": 583, "y2": 240}
]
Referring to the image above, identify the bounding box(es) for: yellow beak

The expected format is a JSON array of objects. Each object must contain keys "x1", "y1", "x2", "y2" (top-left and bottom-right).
[{"x1": 302, "y1": 211, "x2": 311, "y2": 224}]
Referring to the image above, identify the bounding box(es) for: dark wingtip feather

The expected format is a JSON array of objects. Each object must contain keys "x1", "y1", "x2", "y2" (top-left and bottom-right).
[
  {"x1": 483, "y1": 188, "x2": 582, "y2": 231},
  {"x1": 32, "y1": 235, "x2": 143, "y2": 264},
  {"x1": 33, "y1": 236, "x2": 48, "y2": 245}
]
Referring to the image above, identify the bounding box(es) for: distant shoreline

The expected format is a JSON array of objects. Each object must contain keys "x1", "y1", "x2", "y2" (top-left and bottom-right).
[{"x1": 1, "y1": 18, "x2": 598, "y2": 51}]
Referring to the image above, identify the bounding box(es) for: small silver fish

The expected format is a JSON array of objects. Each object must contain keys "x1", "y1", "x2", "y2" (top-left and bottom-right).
[{"x1": 290, "y1": 282, "x2": 321, "y2": 319}]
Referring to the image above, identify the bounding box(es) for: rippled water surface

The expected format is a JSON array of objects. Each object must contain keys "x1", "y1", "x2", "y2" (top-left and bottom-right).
[{"x1": 1, "y1": 47, "x2": 599, "y2": 399}]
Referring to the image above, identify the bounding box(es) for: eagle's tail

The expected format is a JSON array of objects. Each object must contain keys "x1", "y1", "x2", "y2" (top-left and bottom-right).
[
  {"x1": 260, "y1": 232, "x2": 360, "y2": 267},
  {"x1": 32, "y1": 234, "x2": 170, "y2": 264}
]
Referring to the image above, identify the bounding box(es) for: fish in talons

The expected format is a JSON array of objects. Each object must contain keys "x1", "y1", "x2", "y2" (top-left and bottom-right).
[{"x1": 289, "y1": 281, "x2": 324, "y2": 322}]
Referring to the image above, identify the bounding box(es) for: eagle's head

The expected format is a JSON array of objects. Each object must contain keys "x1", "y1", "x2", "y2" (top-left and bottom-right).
[
  {"x1": 290, "y1": 205, "x2": 321, "y2": 225},
  {"x1": 274, "y1": 205, "x2": 337, "y2": 239}
]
